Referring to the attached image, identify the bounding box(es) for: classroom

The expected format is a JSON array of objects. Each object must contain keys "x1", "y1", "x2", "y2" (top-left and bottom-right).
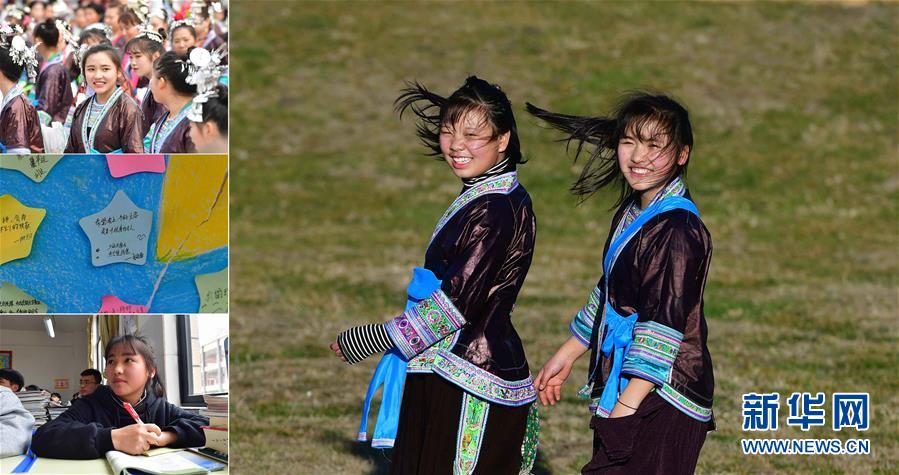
[{"x1": 0, "y1": 314, "x2": 228, "y2": 474}]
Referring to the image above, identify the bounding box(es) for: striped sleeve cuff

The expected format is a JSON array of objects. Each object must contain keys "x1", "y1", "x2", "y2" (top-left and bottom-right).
[
  {"x1": 621, "y1": 321, "x2": 683, "y2": 386},
  {"x1": 569, "y1": 286, "x2": 603, "y2": 347},
  {"x1": 384, "y1": 289, "x2": 466, "y2": 359},
  {"x1": 337, "y1": 324, "x2": 393, "y2": 365}
]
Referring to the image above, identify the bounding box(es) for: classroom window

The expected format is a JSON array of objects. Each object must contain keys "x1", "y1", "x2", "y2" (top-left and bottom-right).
[{"x1": 178, "y1": 315, "x2": 229, "y2": 406}]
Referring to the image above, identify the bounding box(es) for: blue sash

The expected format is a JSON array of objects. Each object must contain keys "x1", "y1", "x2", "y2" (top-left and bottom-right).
[
  {"x1": 594, "y1": 196, "x2": 699, "y2": 416},
  {"x1": 357, "y1": 267, "x2": 442, "y2": 448}
]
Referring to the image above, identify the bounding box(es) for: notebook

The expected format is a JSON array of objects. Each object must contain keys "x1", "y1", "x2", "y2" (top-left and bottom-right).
[{"x1": 105, "y1": 449, "x2": 226, "y2": 475}]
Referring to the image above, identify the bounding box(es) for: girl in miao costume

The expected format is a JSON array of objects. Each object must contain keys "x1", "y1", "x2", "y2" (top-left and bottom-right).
[
  {"x1": 125, "y1": 16, "x2": 168, "y2": 139},
  {"x1": 64, "y1": 43, "x2": 144, "y2": 153},
  {"x1": 146, "y1": 48, "x2": 201, "y2": 153},
  {"x1": 330, "y1": 76, "x2": 540, "y2": 474},
  {"x1": 0, "y1": 24, "x2": 43, "y2": 153},
  {"x1": 184, "y1": 45, "x2": 227, "y2": 153},
  {"x1": 529, "y1": 93, "x2": 715, "y2": 474}
]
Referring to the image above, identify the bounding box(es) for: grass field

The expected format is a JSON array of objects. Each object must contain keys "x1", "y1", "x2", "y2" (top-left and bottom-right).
[{"x1": 229, "y1": 2, "x2": 897, "y2": 473}]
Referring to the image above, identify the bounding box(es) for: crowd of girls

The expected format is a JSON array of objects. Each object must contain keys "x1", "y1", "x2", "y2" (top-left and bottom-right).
[{"x1": 0, "y1": 0, "x2": 228, "y2": 153}]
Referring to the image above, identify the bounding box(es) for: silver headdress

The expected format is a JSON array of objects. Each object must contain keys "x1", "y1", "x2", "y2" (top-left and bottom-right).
[
  {"x1": 185, "y1": 46, "x2": 226, "y2": 122},
  {"x1": 127, "y1": 0, "x2": 152, "y2": 24},
  {"x1": 2, "y1": 7, "x2": 26, "y2": 22},
  {"x1": 83, "y1": 22, "x2": 113, "y2": 40},
  {"x1": 1, "y1": 23, "x2": 38, "y2": 81},
  {"x1": 135, "y1": 22, "x2": 164, "y2": 44},
  {"x1": 189, "y1": 0, "x2": 209, "y2": 21},
  {"x1": 55, "y1": 19, "x2": 77, "y2": 50},
  {"x1": 149, "y1": 9, "x2": 167, "y2": 22},
  {"x1": 170, "y1": 18, "x2": 194, "y2": 30}
]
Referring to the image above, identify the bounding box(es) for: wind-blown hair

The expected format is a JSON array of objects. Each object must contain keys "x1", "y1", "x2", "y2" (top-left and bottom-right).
[
  {"x1": 394, "y1": 75, "x2": 524, "y2": 165},
  {"x1": 527, "y1": 92, "x2": 693, "y2": 208}
]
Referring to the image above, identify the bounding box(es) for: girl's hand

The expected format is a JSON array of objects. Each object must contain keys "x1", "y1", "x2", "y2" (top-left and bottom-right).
[
  {"x1": 111, "y1": 423, "x2": 163, "y2": 455},
  {"x1": 153, "y1": 430, "x2": 178, "y2": 448},
  {"x1": 533, "y1": 336, "x2": 590, "y2": 407},
  {"x1": 534, "y1": 354, "x2": 575, "y2": 406},
  {"x1": 329, "y1": 341, "x2": 347, "y2": 363}
]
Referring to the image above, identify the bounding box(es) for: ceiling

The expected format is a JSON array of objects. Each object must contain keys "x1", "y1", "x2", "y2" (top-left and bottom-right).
[{"x1": 0, "y1": 316, "x2": 92, "y2": 333}]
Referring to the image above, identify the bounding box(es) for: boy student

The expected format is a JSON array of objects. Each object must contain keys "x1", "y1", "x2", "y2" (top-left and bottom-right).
[
  {"x1": 79, "y1": 368, "x2": 103, "y2": 397},
  {"x1": 0, "y1": 368, "x2": 25, "y2": 392},
  {"x1": 0, "y1": 384, "x2": 35, "y2": 457}
]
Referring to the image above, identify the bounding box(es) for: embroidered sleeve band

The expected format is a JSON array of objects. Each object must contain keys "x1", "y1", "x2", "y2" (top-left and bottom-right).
[
  {"x1": 384, "y1": 289, "x2": 466, "y2": 359},
  {"x1": 569, "y1": 285, "x2": 603, "y2": 347},
  {"x1": 620, "y1": 321, "x2": 683, "y2": 386},
  {"x1": 337, "y1": 324, "x2": 393, "y2": 365}
]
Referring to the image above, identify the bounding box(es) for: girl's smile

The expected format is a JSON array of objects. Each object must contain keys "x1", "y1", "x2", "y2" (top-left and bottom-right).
[{"x1": 439, "y1": 109, "x2": 510, "y2": 178}]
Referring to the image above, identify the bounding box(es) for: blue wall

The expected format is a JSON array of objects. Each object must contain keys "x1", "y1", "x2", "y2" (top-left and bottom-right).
[{"x1": 0, "y1": 155, "x2": 227, "y2": 313}]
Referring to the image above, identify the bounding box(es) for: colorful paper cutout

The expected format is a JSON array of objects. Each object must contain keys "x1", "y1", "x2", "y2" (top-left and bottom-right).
[
  {"x1": 195, "y1": 267, "x2": 228, "y2": 313},
  {"x1": 106, "y1": 155, "x2": 167, "y2": 178},
  {"x1": 156, "y1": 156, "x2": 228, "y2": 262},
  {"x1": 0, "y1": 155, "x2": 65, "y2": 182},
  {"x1": 0, "y1": 194, "x2": 46, "y2": 266},
  {"x1": 78, "y1": 190, "x2": 153, "y2": 266},
  {"x1": 98, "y1": 294, "x2": 148, "y2": 314},
  {"x1": 0, "y1": 281, "x2": 48, "y2": 313}
]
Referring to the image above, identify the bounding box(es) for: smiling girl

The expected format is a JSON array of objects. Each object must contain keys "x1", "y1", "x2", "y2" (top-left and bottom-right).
[
  {"x1": 32, "y1": 335, "x2": 207, "y2": 459},
  {"x1": 65, "y1": 44, "x2": 143, "y2": 153},
  {"x1": 527, "y1": 94, "x2": 714, "y2": 474},
  {"x1": 329, "y1": 76, "x2": 539, "y2": 474}
]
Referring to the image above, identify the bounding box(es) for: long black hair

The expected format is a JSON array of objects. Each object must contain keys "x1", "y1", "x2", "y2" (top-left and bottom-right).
[
  {"x1": 527, "y1": 92, "x2": 693, "y2": 208},
  {"x1": 201, "y1": 84, "x2": 228, "y2": 134},
  {"x1": 33, "y1": 20, "x2": 59, "y2": 49},
  {"x1": 394, "y1": 75, "x2": 524, "y2": 166},
  {"x1": 153, "y1": 49, "x2": 196, "y2": 96},
  {"x1": 104, "y1": 334, "x2": 165, "y2": 398},
  {"x1": 0, "y1": 47, "x2": 24, "y2": 82}
]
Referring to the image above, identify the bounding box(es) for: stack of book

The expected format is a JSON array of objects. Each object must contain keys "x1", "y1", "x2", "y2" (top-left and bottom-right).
[
  {"x1": 16, "y1": 390, "x2": 49, "y2": 426},
  {"x1": 199, "y1": 394, "x2": 228, "y2": 461},
  {"x1": 47, "y1": 401, "x2": 69, "y2": 420}
]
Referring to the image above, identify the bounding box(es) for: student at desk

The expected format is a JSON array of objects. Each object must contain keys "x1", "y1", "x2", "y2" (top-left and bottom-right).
[{"x1": 32, "y1": 335, "x2": 208, "y2": 459}]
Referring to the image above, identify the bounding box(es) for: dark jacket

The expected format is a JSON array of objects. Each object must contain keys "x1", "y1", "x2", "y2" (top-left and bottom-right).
[
  {"x1": 32, "y1": 385, "x2": 208, "y2": 459},
  {"x1": 384, "y1": 172, "x2": 538, "y2": 406},
  {"x1": 65, "y1": 90, "x2": 144, "y2": 153},
  {"x1": 585, "y1": 190, "x2": 715, "y2": 424}
]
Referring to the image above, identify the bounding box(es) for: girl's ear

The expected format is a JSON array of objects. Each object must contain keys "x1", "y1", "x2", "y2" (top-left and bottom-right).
[
  {"x1": 497, "y1": 131, "x2": 511, "y2": 154},
  {"x1": 677, "y1": 145, "x2": 690, "y2": 166}
]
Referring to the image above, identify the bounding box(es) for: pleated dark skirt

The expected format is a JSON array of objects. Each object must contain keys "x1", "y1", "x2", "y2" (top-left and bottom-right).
[
  {"x1": 390, "y1": 373, "x2": 531, "y2": 475},
  {"x1": 581, "y1": 391, "x2": 711, "y2": 475}
]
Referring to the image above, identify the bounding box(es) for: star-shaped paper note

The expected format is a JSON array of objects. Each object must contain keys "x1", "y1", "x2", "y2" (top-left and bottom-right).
[
  {"x1": 98, "y1": 295, "x2": 148, "y2": 314},
  {"x1": 106, "y1": 155, "x2": 166, "y2": 178},
  {"x1": 0, "y1": 155, "x2": 65, "y2": 182},
  {"x1": 78, "y1": 190, "x2": 153, "y2": 267},
  {"x1": 0, "y1": 282, "x2": 48, "y2": 313},
  {"x1": 195, "y1": 267, "x2": 228, "y2": 313},
  {"x1": 0, "y1": 194, "x2": 46, "y2": 266}
]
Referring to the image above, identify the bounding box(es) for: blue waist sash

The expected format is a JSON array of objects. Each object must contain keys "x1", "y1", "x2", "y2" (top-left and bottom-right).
[
  {"x1": 594, "y1": 196, "x2": 699, "y2": 416},
  {"x1": 357, "y1": 267, "x2": 441, "y2": 448}
]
